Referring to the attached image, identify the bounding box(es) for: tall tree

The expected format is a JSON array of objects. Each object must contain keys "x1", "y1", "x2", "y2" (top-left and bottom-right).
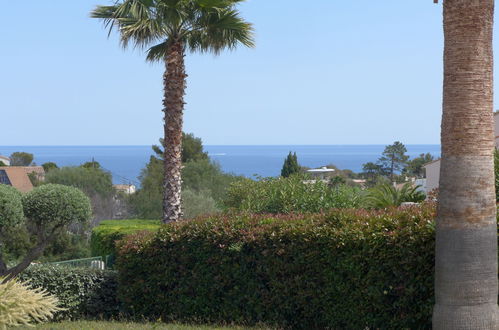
[
  {"x1": 9, "y1": 152, "x2": 33, "y2": 166},
  {"x1": 433, "y1": 0, "x2": 499, "y2": 328},
  {"x1": 281, "y1": 152, "x2": 300, "y2": 178},
  {"x1": 92, "y1": 0, "x2": 254, "y2": 223},
  {"x1": 377, "y1": 141, "x2": 408, "y2": 181}
]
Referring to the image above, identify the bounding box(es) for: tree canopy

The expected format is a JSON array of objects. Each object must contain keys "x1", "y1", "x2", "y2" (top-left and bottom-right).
[{"x1": 9, "y1": 152, "x2": 33, "y2": 166}]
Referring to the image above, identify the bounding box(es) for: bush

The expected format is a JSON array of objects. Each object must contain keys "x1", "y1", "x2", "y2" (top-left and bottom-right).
[
  {"x1": 363, "y1": 183, "x2": 426, "y2": 209},
  {"x1": 90, "y1": 220, "x2": 162, "y2": 258},
  {"x1": 222, "y1": 175, "x2": 362, "y2": 213},
  {"x1": 1, "y1": 184, "x2": 93, "y2": 279},
  {"x1": 20, "y1": 265, "x2": 119, "y2": 320},
  {"x1": 0, "y1": 184, "x2": 24, "y2": 228},
  {"x1": 182, "y1": 189, "x2": 219, "y2": 219},
  {"x1": 23, "y1": 184, "x2": 92, "y2": 229},
  {"x1": 0, "y1": 278, "x2": 60, "y2": 327},
  {"x1": 116, "y1": 205, "x2": 436, "y2": 329}
]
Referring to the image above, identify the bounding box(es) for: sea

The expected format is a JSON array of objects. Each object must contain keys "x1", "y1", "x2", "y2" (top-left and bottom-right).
[{"x1": 0, "y1": 145, "x2": 441, "y2": 185}]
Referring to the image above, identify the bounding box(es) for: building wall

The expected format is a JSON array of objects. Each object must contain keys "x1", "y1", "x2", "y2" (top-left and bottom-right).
[{"x1": 424, "y1": 161, "x2": 440, "y2": 193}]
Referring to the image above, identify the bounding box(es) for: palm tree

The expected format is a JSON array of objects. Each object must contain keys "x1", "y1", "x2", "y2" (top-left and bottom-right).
[
  {"x1": 433, "y1": 0, "x2": 499, "y2": 328},
  {"x1": 91, "y1": 0, "x2": 254, "y2": 223}
]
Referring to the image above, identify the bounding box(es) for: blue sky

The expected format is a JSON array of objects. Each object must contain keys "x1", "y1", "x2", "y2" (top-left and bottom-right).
[{"x1": 0, "y1": 1, "x2": 483, "y2": 145}]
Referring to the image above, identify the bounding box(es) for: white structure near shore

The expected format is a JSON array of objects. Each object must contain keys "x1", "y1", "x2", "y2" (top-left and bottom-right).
[
  {"x1": 0, "y1": 156, "x2": 10, "y2": 166},
  {"x1": 424, "y1": 112, "x2": 499, "y2": 192}
]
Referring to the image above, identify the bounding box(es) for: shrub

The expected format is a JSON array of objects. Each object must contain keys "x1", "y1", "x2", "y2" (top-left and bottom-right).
[
  {"x1": 0, "y1": 184, "x2": 24, "y2": 228},
  {"x1": 117, "y1": 205, "x2": 436, "y2": 329},
  {"x1": 182, "y1": 189, "x2": 219, "y2": 219},
  {"x1": 363, "y1": 183, "x2": 426, "y2": 209},
  {"x1": 20, "y1": 265, "x2": 119, "y2": 320},
  {"x1": 1, "y1": 184, "x2": 92, "y2": 279},
  {"x1": 222, "y1": 176, "x2": 362, "y2": 213},
  {"x1": 90, "y1": 220, "x2": 162, "y2": 258},
  {"x1": 0, "y1": 278, "x2": 60, "y2": 327}
]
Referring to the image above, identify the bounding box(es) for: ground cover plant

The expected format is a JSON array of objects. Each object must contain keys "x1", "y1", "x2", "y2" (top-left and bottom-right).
[
  {"x1": 117, "y1": 204, "x2": 436, "y2": 329},
  {"x1": 222, "y1": 175, "x2": 362, "y2": 213}
]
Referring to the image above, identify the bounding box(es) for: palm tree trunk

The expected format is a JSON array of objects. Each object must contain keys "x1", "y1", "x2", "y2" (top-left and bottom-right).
[
  {"x1": 162, "y1": 40, "x2": 186, "y2": 223},
  {"x1": 433, "y1": 0, "x2": 499, "y2": 328}
]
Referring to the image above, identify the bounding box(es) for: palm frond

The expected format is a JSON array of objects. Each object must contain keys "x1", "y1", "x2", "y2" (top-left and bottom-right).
[
  {"x1": 146, "y1": 41, "x2": 169, "y2": 62},
  {"x1": 186, "y1": 7, "x2": 254, "y2": 54}
]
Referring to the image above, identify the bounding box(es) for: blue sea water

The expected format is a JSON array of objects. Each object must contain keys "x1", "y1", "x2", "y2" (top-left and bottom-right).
[{"x1": 0, "y1": 145, "x2": 441, "y2": 185}]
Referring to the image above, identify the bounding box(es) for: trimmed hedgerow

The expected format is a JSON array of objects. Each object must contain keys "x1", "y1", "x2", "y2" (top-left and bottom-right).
[
  {"x1": 90, "y1": 219, "x2": 162, "y2": 258},
  {"x1": 20, "y1": 265, "x2": 119, "y2": 320},
  {"x1": 117, "y1": 205, "x2": 436, "y2": 329}
]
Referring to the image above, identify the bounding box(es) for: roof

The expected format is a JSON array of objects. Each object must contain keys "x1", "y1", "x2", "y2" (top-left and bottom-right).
[
  {"x1": 0, "y1": 156, "x2": 9, "y2": 161},
  {"x1": 423, "y1": 158, "x2": 441, "y2": 167},
  {"x1": 307, "y1": 166, "x2": 335, "y2": 173},
  {"x1": 0, "y1": 166, "x2": 45, "y2": 193}
]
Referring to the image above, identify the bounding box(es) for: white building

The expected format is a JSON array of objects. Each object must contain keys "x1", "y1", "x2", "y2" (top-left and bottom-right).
[
  {"x1": 306, "y1": 167, "x2": 335, "y2": 181},
  {"x1": 424, "y1": 112, "x2": 499, "y2": 193},
  {"x1": 114, "y1": 184, "x2": 136, "y2": 195}
]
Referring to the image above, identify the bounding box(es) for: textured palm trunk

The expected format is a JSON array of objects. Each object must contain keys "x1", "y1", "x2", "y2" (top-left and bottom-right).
[
  {"x1": 433, "y1": 0, "x2": 499, "y2": 328},
  {"x1": 162, "y1": 40, "x2": 186, "y2": 223}
]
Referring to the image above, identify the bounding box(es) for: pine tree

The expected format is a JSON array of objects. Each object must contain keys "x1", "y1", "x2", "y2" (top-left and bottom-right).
[{"x1": 281, "y1": 152, "x2": 300, "y2": 178}]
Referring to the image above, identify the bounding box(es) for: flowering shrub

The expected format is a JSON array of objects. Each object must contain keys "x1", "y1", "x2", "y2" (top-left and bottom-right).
[{"x1": 117, "y1": 204, "x2": 436, "y2": 329}]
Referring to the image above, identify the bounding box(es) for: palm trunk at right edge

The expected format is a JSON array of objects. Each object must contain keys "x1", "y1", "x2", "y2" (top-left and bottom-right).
[
  {"x1": 162, "y1": 40, "x2": 186, "y2": 223},
  {"x1": 433, "y1": 0, "x2": 499, "y2": 328}
]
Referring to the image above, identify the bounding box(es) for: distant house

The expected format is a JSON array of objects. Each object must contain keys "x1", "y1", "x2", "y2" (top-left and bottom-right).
[
  {"x1": 306, "y1": 167, "x2": 335, "y2": 181},
  {"x1": 114, "y1": 184, "x2": 136, "y2": 195},
  {"x1": 423, "y1": 112, "x2": 499, "y2": 192},
  {"x1": 0, "y1": 166, "x2": 45, "y2": 193},
  {"x1": 0, "y1": 156, "x2": 10, "y2": 166}
]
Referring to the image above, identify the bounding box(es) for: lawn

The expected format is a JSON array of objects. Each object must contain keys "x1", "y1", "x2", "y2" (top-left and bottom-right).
[{"x1": 16, "y1": 321, "x2": 266, "y2": 330}]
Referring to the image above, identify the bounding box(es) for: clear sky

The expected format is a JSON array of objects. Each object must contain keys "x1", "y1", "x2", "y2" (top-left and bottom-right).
[{"x1": 1, "y1": 1, "x2": 492, "y2": 146}]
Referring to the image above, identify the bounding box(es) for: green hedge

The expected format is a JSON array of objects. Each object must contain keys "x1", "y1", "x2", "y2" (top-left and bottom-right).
[
  {"x1": 90, "y1": 219, "x2": 162, "y2": 258},
  {"x1": 116, "y1": 205, "x2": 436, "y2": 329},
  {"x1": 20, "y1": 265, "x2": 119, "y2": 320}
]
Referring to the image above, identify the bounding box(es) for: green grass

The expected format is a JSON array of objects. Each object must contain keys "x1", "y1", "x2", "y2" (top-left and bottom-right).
[{"x1": 16, "y1": 321, "x2": 267, "y2": 330}]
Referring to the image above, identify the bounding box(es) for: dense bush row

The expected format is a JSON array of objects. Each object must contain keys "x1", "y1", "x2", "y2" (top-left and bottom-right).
[
  {"x1": 222, "y1": 175, "x2": 362, "y2": 213},
  {"x1": 20, "y1": 265, "x2": 119, "y2": 320},
  {"x1": 90, "y1": 219, "x2": 161, "y2": 258},
  {"x1": 117, "y1": 204, "x2": 436, "y2": 329}
]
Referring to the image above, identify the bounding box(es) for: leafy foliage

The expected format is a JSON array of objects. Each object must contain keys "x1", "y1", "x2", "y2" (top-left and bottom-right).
[
  {"x1": 404, "y1": 153, "x2": 434, "y2": 178},
  {"x1": 222, "y1": 175, "x2": 362, "y2": 213},
  {"x1": 45, "y1": 167, "x2": 114, "y2": 199},
  {"x1": 23, "y1": 184, "x2": 92, "y2": 230},
  {"x1": 117, "y1": 205, "x2": 436, "y2": 329},
  {"x1": 0, "y1": 184, "x2": 93, "y2": 279},
  {"x1": 130, "y1": 146, "x2": 241, "y2": 219},
  {"x1": 42, "y1": 162, "x2": 59, "y2": 173},
  {"x1": 91, "y1": 220, "x2": 161, "y2": 258},
  {"x1": 9, "y1": 152, "x2": 34, "y2": 166},
  {"x1": 0, "y1": 184, "x2": 24, "y2": 228},
  {"x1": 0, "y1": 278, "x2": 60, "y2": 327},
  {"x1": 280, "y1": 152, "x2": 300, "y2": 178},
  {"x1": 363, "y1": 183, "x2": 426, "y2": 209},
  {"x1": 20, "y1": 266, "x2": 119, "y2": 320}
]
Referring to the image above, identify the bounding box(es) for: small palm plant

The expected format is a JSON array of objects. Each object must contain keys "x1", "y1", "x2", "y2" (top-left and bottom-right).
[
  {"x1": 0, "y1": 278, "x2": 60, "y2": 328},
  {"x1": 92, "y1": 0, "x2": 254, "y2": 223},
  {"x1": 364, "y1": 183, "x2": 425, "y2": 209}
]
